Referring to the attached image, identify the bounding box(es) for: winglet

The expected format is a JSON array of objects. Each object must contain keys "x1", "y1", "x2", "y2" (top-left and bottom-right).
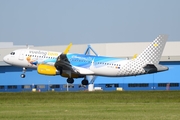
[
  {"x1": 132, "y1": 54, "x2": 138, "y2": 59},
  {"x1": 63, "y1": 43, "x2": 72, "y2": 54}
]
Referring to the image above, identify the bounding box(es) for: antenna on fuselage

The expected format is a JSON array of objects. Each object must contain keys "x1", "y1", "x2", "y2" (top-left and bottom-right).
[{"x1": 26, "y1": 44, "x2": 29, "y2": 49}]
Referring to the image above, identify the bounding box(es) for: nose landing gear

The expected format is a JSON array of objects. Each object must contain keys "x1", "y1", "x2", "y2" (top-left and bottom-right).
[
  {"x1": 21, "y1": 74, "x2": 25, "y2": 78},
  {"x1": 21, "y1": 67, "x2": 26, "y2": 78}
]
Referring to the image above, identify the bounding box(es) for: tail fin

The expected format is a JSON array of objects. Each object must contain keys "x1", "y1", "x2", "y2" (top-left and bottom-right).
[{"x1": 136, "y1": 35, "x2": 168, "y2": 64}]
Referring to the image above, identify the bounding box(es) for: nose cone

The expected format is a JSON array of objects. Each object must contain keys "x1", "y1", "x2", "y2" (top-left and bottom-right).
[{"x1": 3, "y1": 55, "x2": 9, "y2": 64}]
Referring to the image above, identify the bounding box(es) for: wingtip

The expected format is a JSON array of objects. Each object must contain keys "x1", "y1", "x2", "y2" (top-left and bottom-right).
[{"x1": 63, "y1": 43, "x2": 73, "y2": 54}]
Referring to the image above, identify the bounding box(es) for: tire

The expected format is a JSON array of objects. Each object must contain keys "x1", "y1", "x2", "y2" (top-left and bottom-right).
[
  {"x1": 67, "y1": 78, "x2": 74, "y2": 84},
  {"x1": 82, "y1": 79, "x2": 89, "y2": 85},
  {"x1": 21, "y1": 74, "x2": 25, "y2": 78}
]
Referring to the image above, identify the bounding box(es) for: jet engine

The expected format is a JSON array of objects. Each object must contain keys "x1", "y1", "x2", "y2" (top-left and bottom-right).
[
  {"x1": 37, "y1": 64, "x2": 60, "y2": 76},
  {"x1": 37, "y1": 64, "x2": 84, "y2": 78}
]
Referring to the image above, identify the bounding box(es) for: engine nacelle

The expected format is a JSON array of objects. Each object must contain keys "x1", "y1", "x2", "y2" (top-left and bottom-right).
[
  {"x1": 37, "y1": 64, "x2": 60, "y2": 76},
  {"x1": 37, "y1": 64, "x2": 85, "y2": 78}
]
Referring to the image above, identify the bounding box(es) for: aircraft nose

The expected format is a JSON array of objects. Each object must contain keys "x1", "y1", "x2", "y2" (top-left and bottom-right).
[{"x1": 3, "y1": 55, "x2": 9, "y2": 63}]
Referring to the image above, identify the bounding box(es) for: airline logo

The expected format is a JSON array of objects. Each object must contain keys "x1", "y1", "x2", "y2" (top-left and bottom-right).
[{"x1": 29, "y1": 50, "x2": 59, "y2": 56}]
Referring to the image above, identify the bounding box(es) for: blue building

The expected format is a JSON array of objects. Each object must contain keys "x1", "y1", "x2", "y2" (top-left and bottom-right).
[{"x1": 0, "y1": 42, "x2": 180, "y2": 92}]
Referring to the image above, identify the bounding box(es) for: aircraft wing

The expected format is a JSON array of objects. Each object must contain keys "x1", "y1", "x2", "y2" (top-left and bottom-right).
[
  {"x1": 54, "y1": 53, "x2": 94, "y2": 75},
  {"x1": 54, "y1": 53, "x2": 74, "y2": 71},
  {"x1": 54, "y1": 43, "x2": 94, "y2": 75}
]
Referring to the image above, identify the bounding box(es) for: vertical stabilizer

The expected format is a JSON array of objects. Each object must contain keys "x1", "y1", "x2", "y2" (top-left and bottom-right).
[{"x1": 136, "y1": 35, "x2": 168, "y2": 64}]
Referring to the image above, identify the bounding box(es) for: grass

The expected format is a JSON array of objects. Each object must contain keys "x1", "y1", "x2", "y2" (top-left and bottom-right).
[{"x1": 0, "y1": 91, "x2": 180, "y2": 120}]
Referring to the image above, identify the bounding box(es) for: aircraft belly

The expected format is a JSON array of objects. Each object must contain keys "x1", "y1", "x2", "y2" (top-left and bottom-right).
[{"x1": 90, "y1": 66, "x2": 119, "y2": 76}]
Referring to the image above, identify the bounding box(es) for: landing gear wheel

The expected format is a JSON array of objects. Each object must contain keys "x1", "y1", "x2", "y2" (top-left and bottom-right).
[
  {"x1": 67, "y1": 78, "x2": 74, "y2": 84},
  {"x1": 21, "y1": 74, "x2": 25, "y2": 78},
  {"x1": 82, "y1": 79, "x2": 89, "y2": 85},
  {"x1": 21, "y1": 67, "x2": 26, "y2": 78}
]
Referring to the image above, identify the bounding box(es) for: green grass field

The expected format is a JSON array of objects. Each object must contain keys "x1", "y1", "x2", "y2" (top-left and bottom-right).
[{"x1": 0, "y1": 91, "x2": 180, "y2": 120}]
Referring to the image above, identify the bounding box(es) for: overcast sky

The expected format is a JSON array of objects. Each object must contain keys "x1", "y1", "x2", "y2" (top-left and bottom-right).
[{"x1": 0, "y1": 0, "x2": 180, "y2": 46}]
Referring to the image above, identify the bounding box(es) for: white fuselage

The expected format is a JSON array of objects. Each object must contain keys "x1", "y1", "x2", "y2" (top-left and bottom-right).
[
  {"x1": 3, "y1": 49, "x2": 60, "y2": 68},
  {"x1": 3, "y1": 49, "x2": 142, "y2": 77},
  {"x1": 3, "y1": 47, "x2": 168, "y2": 77}
]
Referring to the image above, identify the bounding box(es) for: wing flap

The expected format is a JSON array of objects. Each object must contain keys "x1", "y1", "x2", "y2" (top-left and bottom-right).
[{"x1": 72, "y1": 66, "x2": 94, "y2": 75}]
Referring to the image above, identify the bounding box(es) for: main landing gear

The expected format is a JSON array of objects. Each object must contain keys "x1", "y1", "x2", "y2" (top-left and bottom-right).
[
  {"x1": 81, "y1": 79, "x2": 88, "y2": 85},
  {"x1": 67, "y1": 78, "x2": 89, "y2": 85},
  {"x1": 21, "y1": 67, "x2": 26, "y2": 78},
  {"x1": 67, "y1": 78, "x2": 74, "y2": 84}
]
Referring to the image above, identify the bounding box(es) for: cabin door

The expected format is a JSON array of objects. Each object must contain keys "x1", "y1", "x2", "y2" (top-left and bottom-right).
[{"x1": 18, "y1": 50, "x2": 26, "y2": 60}]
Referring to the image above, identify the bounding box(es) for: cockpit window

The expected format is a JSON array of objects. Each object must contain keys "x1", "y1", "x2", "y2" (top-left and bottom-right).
[{"x1": 10, "y1": 52, "x2": 15, "y2": 55}]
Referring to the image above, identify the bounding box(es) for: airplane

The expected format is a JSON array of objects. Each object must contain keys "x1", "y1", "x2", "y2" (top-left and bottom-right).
[{"x1": 3, "y1": 35, "x2": 169, "y2": 85}]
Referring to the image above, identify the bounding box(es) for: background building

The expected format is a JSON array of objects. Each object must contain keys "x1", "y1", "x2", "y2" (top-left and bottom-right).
[{"x1": 0, "y1": 41, "x2": 180, "y2": 92}]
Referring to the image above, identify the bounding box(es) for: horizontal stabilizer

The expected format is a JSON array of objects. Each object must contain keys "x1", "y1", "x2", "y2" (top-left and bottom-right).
[
  {"x1": 143, "y1": 64, "x2": 169, "y2": 73},
  {"x1": 143, "y1": 64, "x2": 157, "y2": 73}
]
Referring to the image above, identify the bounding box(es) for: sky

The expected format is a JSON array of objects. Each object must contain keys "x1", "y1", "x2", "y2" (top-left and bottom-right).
[{"x1": 0, "y1": 0, "x2": 180, "y2": 46}]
